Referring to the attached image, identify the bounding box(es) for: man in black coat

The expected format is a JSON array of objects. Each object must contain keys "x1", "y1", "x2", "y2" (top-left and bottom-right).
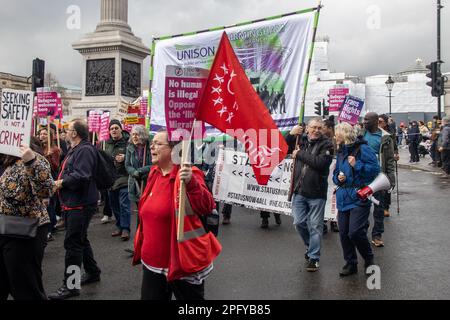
[
  {"x1": 287, "y1": 117, "x2": 334, "y2": 272},
  {"x1": 48, "y1": 119, "x2": 101, "y2": 300}
]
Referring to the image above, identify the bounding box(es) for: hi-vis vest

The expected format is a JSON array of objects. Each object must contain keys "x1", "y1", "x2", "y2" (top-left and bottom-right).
[{"x1": 133, "y1": 166, "x2": 222, "y2": 280}]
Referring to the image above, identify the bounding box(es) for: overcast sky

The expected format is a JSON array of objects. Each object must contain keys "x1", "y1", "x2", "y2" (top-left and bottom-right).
[{"x1": 0, "y1": 0, "x2": 449, "y2": 87}]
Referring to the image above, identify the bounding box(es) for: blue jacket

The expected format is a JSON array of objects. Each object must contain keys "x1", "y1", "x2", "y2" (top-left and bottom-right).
[{"x1": 333, "y1": 139, "x2": 380, "y2": 212}]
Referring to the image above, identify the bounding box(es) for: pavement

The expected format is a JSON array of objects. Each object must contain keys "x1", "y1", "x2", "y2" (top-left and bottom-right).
[
  {"x1": 40, "y1": 167, "x2": 450, "y2": 300},
  {"x1": 397, "y1": 145, "x2": 445, "y2": 174}
]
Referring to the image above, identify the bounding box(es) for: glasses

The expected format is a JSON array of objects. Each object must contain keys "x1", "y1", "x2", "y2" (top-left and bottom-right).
[{"x1": 150, "y1": 142, "x2": 170, "y2": 148}]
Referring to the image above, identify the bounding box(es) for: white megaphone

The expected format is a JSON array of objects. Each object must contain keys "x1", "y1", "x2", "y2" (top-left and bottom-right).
[{"x1": 357, "y1": 173, "x2": 391, "y2": 204}]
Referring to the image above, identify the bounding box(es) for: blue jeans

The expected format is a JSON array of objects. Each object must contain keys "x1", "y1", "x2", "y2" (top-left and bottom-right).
[
  {"x1": 292, "y1": 194, "x2": 326, "y2": 261},
  {"x1": 338, "y1": 205, "x2": 373, "y2": 265},
  {"x1": 109, "y1": 187, "x2": 131, "y2": 232}
]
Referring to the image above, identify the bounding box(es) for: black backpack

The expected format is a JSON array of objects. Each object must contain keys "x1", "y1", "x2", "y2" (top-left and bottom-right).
[
  {"x1": 199, "y1": 209, "x2": 220, "y2": 237},
  {"x1": 95, "y1": 149, "x2": 116, "y2": 190}
]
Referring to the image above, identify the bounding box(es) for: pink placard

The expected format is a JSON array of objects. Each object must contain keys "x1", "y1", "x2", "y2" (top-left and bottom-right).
[
  {"x1": 88, "y1": 110, "x2": 102, "y2": 133},
  {"x1": 37, "y1": 89, "x2": 59, "y2": 117},
  {"x1": 329, "y1": 88, "x2": 349, "y2": 112},
  {"x1": 99, "y1": 112, "x2": 110, "y2": 141},
  {"x1": 164, "y1": 66, "x2": 207, "y2": 141}
]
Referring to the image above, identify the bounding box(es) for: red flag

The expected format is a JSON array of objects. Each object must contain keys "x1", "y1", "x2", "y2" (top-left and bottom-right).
[{"x1": 195, "y1": 32, "x2": 288, "y2": 185}]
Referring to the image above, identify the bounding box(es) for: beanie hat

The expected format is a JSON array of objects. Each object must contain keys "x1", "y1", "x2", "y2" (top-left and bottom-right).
[{"x1": 109, "y1": 119, "x2": 122, "y2": 130}]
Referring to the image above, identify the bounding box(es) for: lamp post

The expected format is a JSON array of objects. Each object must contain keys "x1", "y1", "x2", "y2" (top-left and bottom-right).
[{"x1": 385, "y1": 75, "x2": 395, "y2": 115}]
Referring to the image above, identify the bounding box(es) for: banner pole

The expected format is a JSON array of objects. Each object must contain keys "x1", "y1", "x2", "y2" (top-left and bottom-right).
[
  {"x1": 298, "y1": 1, "x2": 322, "y2": 125},
  {"x1": 147, "y1": 38, "x2": 156, "y2": 133},
  {"x1": 47, "y1": 116, "x2": 51, "y2": 153},
  {"x1": 56, "y1": 120, "x2": 61, "y2": 149},
  {"x1": 288, "y1": 1, "x2": 322, "y2": 202}
]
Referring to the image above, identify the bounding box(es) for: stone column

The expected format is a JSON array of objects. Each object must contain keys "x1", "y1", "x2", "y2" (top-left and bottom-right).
[{"x1": 96, "y1": 0, "x2": 131, "y2": 33}]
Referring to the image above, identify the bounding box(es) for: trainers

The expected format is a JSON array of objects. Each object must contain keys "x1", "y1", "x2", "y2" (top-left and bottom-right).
[
  {"x1": 222, "y1": 216, "x2": 230, "y2": 225},
  {"x1": 47, "y1": 233, "x2": 54, "y2": 242},
  {"x1": 81, "y1": 273, "x2": 101, "y2": 286},
  {"x1": 111, "y1": 229, "x2": 122, "y2": 237},
  {"x1": 371, "y1": 238, "x2": 384, "y2": 247},
  {"x1": 260, "y1": 218, "x2": 269, "y2": 229},
  {"x1": 101, "y1": 216, "x2": 112, "y2": 224},
  {"x1": 48, "y1": 285, "x2": 80, "y2": 300},
  {"x1": 384, "y1": 210, "x2": 391, "y2": 217},
  {"x1": 274, "y1": 214, "x2": 282, "y2": 225},
  {"x1": 331, "y1": 221, "x2": 339, "y2": 233},
  {"x1": 55, "y1": 220, "x2": 65, "y2": 230},
  {"x1": 339, "y1": 263, "x2": 358, "y2": 277},
  {"x1": 306, "y1": 259, "x2": 319, "y2": 272}
]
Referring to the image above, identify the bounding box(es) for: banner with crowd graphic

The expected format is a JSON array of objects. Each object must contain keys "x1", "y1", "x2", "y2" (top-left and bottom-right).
[
  {"x1": 0, "y1": 89, "x2": 34, "y2": 157},
  {"x1": 213, "y1": 148, "x2": 337, "y2": 220},
  {"x1": 150, "y1": 11, "x2": 316, "y2": 135}
]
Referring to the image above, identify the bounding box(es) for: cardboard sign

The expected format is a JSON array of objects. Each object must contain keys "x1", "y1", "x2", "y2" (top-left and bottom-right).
[
  {"x1": 0, "y1": 89, "x2": 34, "y2": 157},
  {"x1": 338, "y1": 95, "x2": 365, "y2": 125}
]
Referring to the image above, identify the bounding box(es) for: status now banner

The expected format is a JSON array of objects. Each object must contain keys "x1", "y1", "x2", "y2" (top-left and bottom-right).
[
  {"x1": 213, "y1": 149, "x2": 337, "y2": 219},
  {"x1": 151, "y1": 12, "x2": 315, "y2": 134}
]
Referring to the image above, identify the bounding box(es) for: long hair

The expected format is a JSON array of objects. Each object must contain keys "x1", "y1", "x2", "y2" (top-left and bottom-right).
[{"x1": 129, "y1": 125, "x2": 149, "y2": 145}]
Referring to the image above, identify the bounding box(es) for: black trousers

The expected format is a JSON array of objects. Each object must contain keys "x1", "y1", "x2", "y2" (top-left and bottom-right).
[
  {"x1": 338, "y1": 206, "x2": 374, "y2": 266},
  {"x1": 63, "y1": 205, "x2": 101, "y2": 282},
  {"x1": 409, "y1": 142, "x2": 419, "y2": 162},
  {"x1": 141, "y1": 267, "x2": 205, "y2": 300},
  {"x1": 442, "y1": 149, "x2": 450, "y2": 174},
  {"x1": 0, "y1": 225, "x2": 48, "y2": 300},
  {"x1": 260, "y1": 211, "x2": 280, "y2": 219}
]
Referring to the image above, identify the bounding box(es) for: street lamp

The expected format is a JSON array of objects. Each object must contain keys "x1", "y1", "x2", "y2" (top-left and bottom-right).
[{"x1": 385, "y1": 75, "x2": 395, "y2": 115}]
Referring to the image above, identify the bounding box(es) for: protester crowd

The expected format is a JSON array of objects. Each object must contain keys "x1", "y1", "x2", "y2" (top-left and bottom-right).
[{"x1": 1, "y1": 112, "x2": 449, "y2": 301}]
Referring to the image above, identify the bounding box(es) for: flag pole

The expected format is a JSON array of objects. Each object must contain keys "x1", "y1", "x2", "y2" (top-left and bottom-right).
[
  {"x1": 47, "y1": 116, "x2": 51, "y2": 153},
  {"x1": 288, "y1": 1, "x2": 322, "y2": 202},
  {"x1": 56, "y1": 120, "x2": 61, "y2": 149}
]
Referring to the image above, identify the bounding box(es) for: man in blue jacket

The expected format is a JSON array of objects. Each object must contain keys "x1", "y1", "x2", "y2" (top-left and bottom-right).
[{"x1": 48, "y1": 119, "x2": 101, "y2": 300}]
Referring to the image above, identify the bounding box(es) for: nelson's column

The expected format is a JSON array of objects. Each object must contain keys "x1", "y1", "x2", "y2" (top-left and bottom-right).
[{"x1": 72, "y1": 0, "x2": 149, "y2": 119}]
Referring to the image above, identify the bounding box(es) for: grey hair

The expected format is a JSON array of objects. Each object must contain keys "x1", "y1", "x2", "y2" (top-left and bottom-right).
[
  {"x1": 129, "y1": 125, "x2": 149, "y2": 145},
  {"x1": 307, "y1": 117, "x2": 324, "y2": 126},
  {"x1": 335, "y1": 122, "x2": 358, "y2": 145},
  {"x1": 443, "y1": 116, "x2": 450, "y2": 124}
]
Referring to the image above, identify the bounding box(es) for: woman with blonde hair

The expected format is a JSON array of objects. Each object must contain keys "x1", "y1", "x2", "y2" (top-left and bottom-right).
[{"x1": 333, "y1": 122, "x2": 380, "y2": 277}]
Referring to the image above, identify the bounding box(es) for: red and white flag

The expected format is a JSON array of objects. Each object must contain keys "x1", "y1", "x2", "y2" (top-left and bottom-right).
[{"x1": 195, "y1": 32, "x2": 288, "y2": 185}]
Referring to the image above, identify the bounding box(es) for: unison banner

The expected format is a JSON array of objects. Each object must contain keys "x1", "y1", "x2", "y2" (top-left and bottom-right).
[{"x1": 151, "y1": 12, "x2": 315, "y2": 135}]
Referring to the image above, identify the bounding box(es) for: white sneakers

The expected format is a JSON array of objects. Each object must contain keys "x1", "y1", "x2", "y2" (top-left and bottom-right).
[{"x1": 101, "y1": 216, "x2": 112, "y2": 224}]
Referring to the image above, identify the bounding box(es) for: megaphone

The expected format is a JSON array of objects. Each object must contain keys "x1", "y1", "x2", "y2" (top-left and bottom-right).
[{"x1": 357, "y1": 173, "x2": 391, "y2": 201}]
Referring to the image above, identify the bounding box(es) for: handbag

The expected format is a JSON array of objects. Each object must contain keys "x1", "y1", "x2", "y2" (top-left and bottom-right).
[{"x1": 0, "y1": 214, "x2": 40, "y2": 239}]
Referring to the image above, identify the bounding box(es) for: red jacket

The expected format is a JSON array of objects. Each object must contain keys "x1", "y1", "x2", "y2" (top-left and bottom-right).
[{"x1": 133, "y1": 165, "x2": 222, "y2": 281}]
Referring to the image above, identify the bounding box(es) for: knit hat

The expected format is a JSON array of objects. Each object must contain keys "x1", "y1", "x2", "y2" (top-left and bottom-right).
[{"x1": 109, "y1": 119, "x2": 122, "y2": 130}]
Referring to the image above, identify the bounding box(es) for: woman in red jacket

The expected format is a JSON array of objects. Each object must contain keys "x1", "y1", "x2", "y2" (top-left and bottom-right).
[{"x1": 133, "y1": 130, "x2": 221, "y2": 300}]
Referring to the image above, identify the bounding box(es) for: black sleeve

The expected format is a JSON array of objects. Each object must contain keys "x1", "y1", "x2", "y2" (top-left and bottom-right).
[
  {"x1": 62, "y1": 146, "x2": 96, "y2": 190},
  {"x1": 296, "y1": 141, "x2": 334, "y2": 171}
]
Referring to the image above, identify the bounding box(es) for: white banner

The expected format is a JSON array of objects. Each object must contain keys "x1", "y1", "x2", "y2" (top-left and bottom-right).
[
  {"x1": 151, "y1": 12, "x2": 315, "y2": 134},
  {"x1": 0, "y1": 89, "x2": 34, "y2": 157},
  {"x1": 213, "y1": 149, "x2": 337, "y2": 218}
]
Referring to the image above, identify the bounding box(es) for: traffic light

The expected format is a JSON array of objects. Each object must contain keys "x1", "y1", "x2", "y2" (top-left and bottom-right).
[
  {"x1": 32, "y1": 58, "x2": 45, "y2": 92},
  {"x1": 426, "y1": 61, "x2": 445, "y2": 97},
  {"x1": 314, "y1": 101, "x2": 322, "y2": 116},
  {"x1": 323, "y1": 104, "x2": 329, "y2": 116}
]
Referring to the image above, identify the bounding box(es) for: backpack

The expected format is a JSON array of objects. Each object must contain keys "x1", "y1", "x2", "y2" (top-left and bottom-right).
[
  {"x1": 95, "y1": 149, "x2": 116, "y2": 190},
  {"x1": 199, "y1": 209, "x2": 220, "y2": 237}
]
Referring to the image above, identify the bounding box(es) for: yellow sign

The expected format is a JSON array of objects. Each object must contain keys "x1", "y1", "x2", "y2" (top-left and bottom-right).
[{"x1": 125, "y1": 116, "x2": 139, "y2": 125}]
